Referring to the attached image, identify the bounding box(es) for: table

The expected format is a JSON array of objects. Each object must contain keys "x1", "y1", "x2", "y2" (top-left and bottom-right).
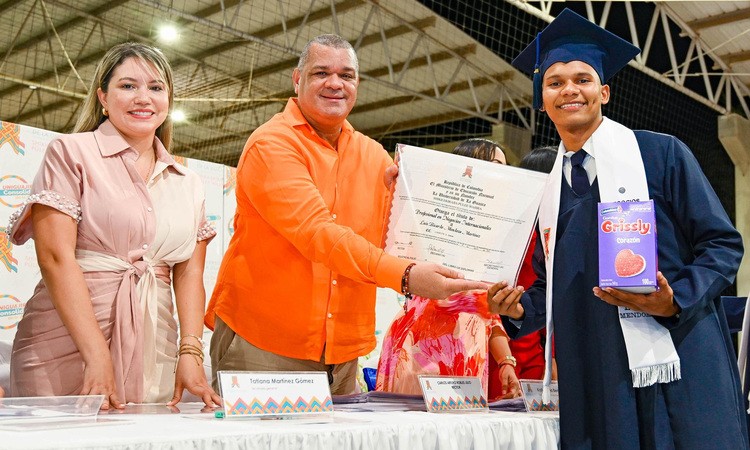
[{"x1": 0, "y1": 404, "x2": 560, "y2": 449}]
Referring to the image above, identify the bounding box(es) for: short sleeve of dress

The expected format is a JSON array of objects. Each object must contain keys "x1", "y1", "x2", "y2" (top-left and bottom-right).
[
  {"x1": 196, "y1": 200, "x2": 216, "y2": 242},
  {"x1": 489, "y1": 316, "x2": 507, "y2": 337},
  {"x1": 6, "y1": 138, "x2": 83, "y2": 245},
  {"x1": 175, "y1": 166, "x2": 215, "y2": 244}
]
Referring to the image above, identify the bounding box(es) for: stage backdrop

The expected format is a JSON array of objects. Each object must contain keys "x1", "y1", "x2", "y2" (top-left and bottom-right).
[{"x1": 0, "y1": 120, "x2": 399, "y2": 392}]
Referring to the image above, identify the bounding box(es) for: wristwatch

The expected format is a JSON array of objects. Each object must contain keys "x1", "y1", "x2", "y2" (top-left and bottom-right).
[{"x1": 498, "y1": 355, "x2": 517, "y2": 368}]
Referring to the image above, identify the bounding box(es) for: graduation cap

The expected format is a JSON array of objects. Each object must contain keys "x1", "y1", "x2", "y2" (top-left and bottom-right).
[{"x1": 512, "y1": 8, "x2": 640, "y2": 110}]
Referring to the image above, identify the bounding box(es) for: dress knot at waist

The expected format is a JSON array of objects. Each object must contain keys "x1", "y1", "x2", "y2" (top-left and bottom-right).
[
  {"x1": 74, "y1": 248, "x2": 170, "y2": 403},
  {"x1": 75, "y1": 249, "x2": 170, "y2": 284}
]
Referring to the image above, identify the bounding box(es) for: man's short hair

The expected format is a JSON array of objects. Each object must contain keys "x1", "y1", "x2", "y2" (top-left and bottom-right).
[{"x1": 297, "y1": 34, "x2": 359, "y2": 75}]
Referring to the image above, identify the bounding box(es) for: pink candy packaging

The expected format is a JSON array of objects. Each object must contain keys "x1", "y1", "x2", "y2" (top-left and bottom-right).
[{"x1": 598, "y1": 200, "x2": 657, "y2": 293}]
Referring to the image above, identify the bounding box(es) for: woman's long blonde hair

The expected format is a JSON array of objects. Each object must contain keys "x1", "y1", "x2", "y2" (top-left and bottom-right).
[{"x1": 74, "y1": 42, "x2": 174, "y2": 150}]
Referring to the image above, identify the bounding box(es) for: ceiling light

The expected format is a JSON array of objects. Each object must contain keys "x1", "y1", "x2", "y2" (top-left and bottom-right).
[
  {"x1": 157, "y1": 25, "x2": 179, "y2": 43},
  {"x1": 171, "y1": 109, "x2": 187, "y2": 122}
]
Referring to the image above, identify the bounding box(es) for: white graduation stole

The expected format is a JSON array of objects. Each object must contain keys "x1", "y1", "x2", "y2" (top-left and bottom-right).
[{"x1": 537, "y1": 117, "x2": 680, "y2": 402}]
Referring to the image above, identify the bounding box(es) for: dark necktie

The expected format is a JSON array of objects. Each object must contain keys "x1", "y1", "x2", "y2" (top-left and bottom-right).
[{"x1": 570, "y1": 150, "x2": 590, "y2": 195}]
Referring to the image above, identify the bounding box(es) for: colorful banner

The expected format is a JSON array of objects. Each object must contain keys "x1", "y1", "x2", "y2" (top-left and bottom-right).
[{"x1": 0, "y1": 121, "x2": 51, "y2": 343}]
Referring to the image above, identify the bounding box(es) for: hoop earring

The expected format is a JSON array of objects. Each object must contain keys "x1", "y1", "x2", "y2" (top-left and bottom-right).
[{"x1": 102, "y1": 107, "x2": 108, "y2": 117}]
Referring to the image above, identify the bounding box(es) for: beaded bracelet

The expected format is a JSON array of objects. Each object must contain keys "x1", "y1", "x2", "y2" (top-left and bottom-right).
[
  {"x1": 180, "y1": 333, "x2": 204, "y2": 346},
  {"x1": 401, "y1": 263, "x2": 416, "y2": 299}
]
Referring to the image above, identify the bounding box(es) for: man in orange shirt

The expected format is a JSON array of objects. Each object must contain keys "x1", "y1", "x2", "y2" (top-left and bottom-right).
[{"x1": 205, "y1": 34, "x2": 486, "y2": 394}]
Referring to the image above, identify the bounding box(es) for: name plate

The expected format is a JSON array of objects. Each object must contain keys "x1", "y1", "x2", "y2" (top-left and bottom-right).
[
  {"x1": 418, "y1": 375, "x2": 487, "y2": 413},
  {"x1": 520, "y1": 379, "x2": 559, "y2": 412},
  {"x1": 217, "y1": 371, "x2": 333, "y2": 418},
  {"x1": 386, "y1": 144, "x2": 547, "y2": 283}
]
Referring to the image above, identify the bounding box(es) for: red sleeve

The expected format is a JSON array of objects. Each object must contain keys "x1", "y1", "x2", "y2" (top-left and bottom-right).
[{"x1": 516, "y1": 231, "x2": 538, "y2": 289}]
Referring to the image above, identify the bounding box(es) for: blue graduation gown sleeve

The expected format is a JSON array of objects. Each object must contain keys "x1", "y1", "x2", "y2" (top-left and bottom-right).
[
  {"x1": 644, "y1": 134, "x2": 744, "y2": 329},
  {"x1": 502, "y1": 226, "x2": 549, "y2": 338}
]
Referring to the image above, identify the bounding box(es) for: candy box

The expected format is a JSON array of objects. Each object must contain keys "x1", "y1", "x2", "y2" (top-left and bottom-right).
[{"x1": 598, "y1": 200, "x2": 657, "y2": 293}]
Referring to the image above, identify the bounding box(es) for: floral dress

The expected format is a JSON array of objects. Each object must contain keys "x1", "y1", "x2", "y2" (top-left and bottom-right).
[{"x1": 376, "y1": 290, "x2": 503, "y2": 396}]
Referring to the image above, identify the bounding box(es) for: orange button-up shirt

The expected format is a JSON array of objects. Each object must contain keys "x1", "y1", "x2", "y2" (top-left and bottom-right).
[{"x1": 205, "y1": 98, "x2": 410, "y2": 363}]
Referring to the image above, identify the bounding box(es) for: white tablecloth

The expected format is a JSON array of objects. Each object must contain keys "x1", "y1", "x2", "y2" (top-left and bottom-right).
[{"x1": 0, "y1": 407, "x2": 559, "y2": 449}]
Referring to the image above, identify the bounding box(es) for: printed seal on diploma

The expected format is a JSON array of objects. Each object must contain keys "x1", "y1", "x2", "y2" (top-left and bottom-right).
[{"x1": 385, "y1": 144, "x2": 548, "y2": 283}]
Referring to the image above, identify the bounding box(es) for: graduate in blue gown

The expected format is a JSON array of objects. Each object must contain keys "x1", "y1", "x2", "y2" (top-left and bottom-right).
[{"x1": 490, "y1": 9, "x2": 748, "y2": 450}]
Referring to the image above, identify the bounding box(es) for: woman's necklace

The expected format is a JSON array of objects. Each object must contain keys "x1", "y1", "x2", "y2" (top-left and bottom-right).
[
  {"x1": 139, "y1": 151, "x2": 156, "y2": 182},
  {"x1": 145, "y1": 155, "x2": 156, "y2": 182}
]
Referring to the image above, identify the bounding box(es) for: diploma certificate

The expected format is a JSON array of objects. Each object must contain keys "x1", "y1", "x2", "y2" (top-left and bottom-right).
[{"x1": 385, "y1": 144, "x2": 547, "y2": 283}]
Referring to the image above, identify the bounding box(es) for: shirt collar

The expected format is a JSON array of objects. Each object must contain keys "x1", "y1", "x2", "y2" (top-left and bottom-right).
[
  {"x1": 283, "y1": 98, "x2": 354, "y2": 138},
  {"x1": 562, "y1": 124, "x2": 602, "y2": 162},
  {"x1": 581, "y1": 135, "x2": 597, "y2": 161},
  {"x1": 93, "y1": 119, "x2": 186, "y2": 175},
  {"x1": 93, "y1": 120, "x2": 131, "y2": 157}
]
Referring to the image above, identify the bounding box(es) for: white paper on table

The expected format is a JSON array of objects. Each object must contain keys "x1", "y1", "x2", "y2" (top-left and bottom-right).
[{"x1": 386, "y1": 144, "x2": 548, "y2": 283}]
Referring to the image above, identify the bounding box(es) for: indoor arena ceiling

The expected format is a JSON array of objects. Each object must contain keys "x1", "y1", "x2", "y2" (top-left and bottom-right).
[
  {"x1": 0, "y1": 0, "x2": 529, "y2": 165},
  {"x1": 514, "y1": 0, "x2": 750, "y2": 118},
  {"x1": 1, "y1": 0, "x2": 748, "y2": 166}
]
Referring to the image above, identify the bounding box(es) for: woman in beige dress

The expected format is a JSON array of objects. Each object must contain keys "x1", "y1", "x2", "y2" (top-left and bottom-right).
[{"x1": 6, "y1": 43, "x2": 220, "y2": 409}]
